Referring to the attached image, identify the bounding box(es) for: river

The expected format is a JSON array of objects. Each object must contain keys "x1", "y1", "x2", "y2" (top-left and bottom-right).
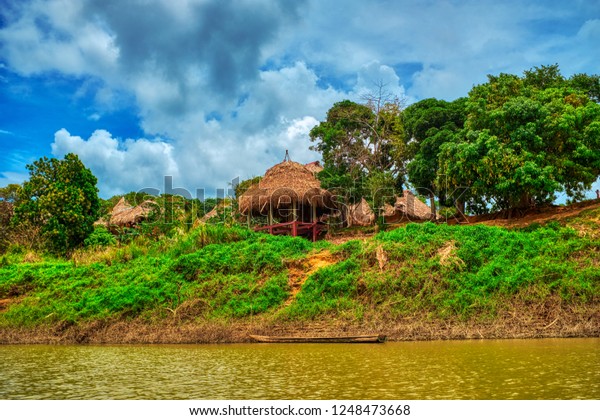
[{"x1": 0, "y1": 338, "x2": 598, "y2": 399}]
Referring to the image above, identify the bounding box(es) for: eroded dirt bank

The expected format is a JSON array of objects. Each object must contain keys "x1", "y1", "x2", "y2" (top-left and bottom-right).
[{"x1": 1, "y1": 301, "x2": 597, "y2": 344}]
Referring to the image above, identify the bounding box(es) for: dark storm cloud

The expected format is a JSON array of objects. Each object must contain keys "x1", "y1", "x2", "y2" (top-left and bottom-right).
[{"x1": 83, "y1": 0, "x2": 305, "y2": 102}]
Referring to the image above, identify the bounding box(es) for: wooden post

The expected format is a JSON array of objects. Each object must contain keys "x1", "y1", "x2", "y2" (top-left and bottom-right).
[
  {"x1": 269, "y1": 200, "x2": 273, "y2": 226},
  {"x1": 292, "y1": 198, "x2": 297, "y2": 221},
  {"x1": 311, "y1": 200, "x2": 317, "y2": 223},
  {"x1": 246, "y1": 209, "x2": 250, "y2": 228},
  {"x1": 292, "y1": 198, "x2": 298, "y2": 237}
]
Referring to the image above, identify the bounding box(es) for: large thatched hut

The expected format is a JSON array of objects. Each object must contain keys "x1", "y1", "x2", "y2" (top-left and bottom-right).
[{"x1": 238, "y1": 159, "x2": 334, "y2": 239}]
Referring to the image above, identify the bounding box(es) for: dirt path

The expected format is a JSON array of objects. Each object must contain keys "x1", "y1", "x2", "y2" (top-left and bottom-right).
[{"x1": 284, "y1": 249, "x2": 338, "y2": 305}]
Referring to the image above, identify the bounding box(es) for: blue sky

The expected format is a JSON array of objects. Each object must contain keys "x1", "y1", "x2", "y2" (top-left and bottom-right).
[{"x1": 0, "y1": 0, "x2": 599, "y2": 199}]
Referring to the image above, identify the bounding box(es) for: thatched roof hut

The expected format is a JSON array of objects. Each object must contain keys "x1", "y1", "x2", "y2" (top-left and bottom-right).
[
  {"x1": 396, "y1": 190, "x2": 432, "y2": 219},
  {"x1": 239, "y1": 160, "x2": 333, "y2": 224},
  {"x1": 347, "y1": 198, "x2": 375, "y2": 227},
  {"x1": 382, "y1": 190, "x2": 432, "y2": 222},
  {"x1": 109, "y1": 197, "x2": 156, "y2": 227}
]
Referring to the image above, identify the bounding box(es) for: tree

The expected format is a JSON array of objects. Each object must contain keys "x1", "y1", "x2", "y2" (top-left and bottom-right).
[
  {"x1": 14, "y1": 154, "x2": 101, "y2": 254},
  {"x1": 309, "y1": 94, "x2": 406, "y2": 207},
  {"x1": 0, "y1": 184, "x2": 22, "y2": 253},
  {"x1": 438, "y1": 65, "x2": 600, "y2": 213},
  {"x1": 403, "y1": 98, "x2": 467, "y2": 216}
]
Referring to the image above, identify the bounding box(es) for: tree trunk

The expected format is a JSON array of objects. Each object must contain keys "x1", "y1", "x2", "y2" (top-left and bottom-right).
[
  {"x1": 429, "y1": 193, "x2": 436, "y2": 220},
  {"x1": 456, "y1": 200, "x2": 465, "y2": 218},
  {"x1": 519, "y1": 192, "x2": 532, "y2": 209}
]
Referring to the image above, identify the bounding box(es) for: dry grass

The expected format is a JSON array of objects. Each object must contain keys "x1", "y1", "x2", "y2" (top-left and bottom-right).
[
  {"x1": 437, "y1": 240, "x2": 465, "y2": 268},
  {"x1": 375, "y1": 245, "x2": 387, "y2": 270},
  {"x1": 1, "y1": 299, "x2": 597, "y2": 344},
  {"x1": 21, "y1": 252, "x2": 42, "y2": 263}
]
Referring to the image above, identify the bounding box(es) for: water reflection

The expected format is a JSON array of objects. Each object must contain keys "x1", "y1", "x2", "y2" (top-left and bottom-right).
[{"x1": 0, "y1": 338, "x2": 598, "y2": 399}]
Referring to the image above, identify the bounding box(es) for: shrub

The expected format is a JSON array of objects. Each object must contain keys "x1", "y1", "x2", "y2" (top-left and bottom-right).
[{"x1": 84, "y1": 226, "x2": 116, "y2": 247}]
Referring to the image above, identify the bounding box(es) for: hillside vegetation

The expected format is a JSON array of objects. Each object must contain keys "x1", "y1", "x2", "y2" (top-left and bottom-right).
[{"x1": 1, "y1": 204, "x2": 598, "y2": 343}]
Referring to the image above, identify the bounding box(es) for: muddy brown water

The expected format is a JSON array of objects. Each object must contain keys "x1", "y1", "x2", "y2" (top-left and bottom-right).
[{"x1": 1, "y1": 338, "x2": 598, "y2": 399}]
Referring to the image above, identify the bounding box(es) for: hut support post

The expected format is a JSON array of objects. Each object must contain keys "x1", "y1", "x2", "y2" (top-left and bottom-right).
[
  {"x1": 291, "y1": 198, "x2": 298, "y2": 237},
  {"x1": 311, "y1": 202, "x2": 317, "y2": 223},
  {"x1": 269, "y1": 201, "x2": 273, "y2": 226},
  {"x1": 246, "y1": 210, "x2": 250, "y2": 228},
  {"x1": 292, "y1": 198, "x2": 297, "y2": 221}
]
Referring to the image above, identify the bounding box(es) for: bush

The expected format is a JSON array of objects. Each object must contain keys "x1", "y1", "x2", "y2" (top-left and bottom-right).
[{"x1": 84, "y1": 226, "x2": 116, "y2": 247}]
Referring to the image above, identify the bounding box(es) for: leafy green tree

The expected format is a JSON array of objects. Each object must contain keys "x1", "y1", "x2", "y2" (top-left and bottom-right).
[
  {"x1": 234, "y1": 176, "x2": 262, "y2": 199},
  {"x1": 438, "y1": 65, "x2": 600, "y2": 212},
  {"x1": 403, "y1": 98, "x2": 467, "y2": 216},
  {"x1": 0, "y1": 184, "x2": 22, "y2": 253},
  {"x1": 310, "y1": 96, "x2": 406, "y2": 205},
  {"x1": 14, "y1": 154, "x2": 101, "y2": 254},
  {"x1": 568, "y1": 73, "x2": 600, "y2": 103}
]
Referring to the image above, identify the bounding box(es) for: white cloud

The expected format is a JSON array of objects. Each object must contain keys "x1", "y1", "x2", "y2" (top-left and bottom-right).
[
  {"x1": 2, "y1": 0, "x2": 599, "y2": 197},
  {"x1": 51, "y1": 128, "x2": 178, "y2": 197},
  {"x1": 0, "y1": 0, "x2": 118, "y2": 77}
]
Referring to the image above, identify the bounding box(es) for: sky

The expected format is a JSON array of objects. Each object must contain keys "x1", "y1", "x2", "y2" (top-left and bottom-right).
[{"x1": 0, "y1": 0, "x2": 599, "y2": 199}]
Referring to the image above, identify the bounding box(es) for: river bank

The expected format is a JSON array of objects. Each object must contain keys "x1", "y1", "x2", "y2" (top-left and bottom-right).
[
  {"x1": 1, "y1": 205, "x2": 599, "y2": 345},
  {"x1": 1, "y1": 300, "x2": 598, "y2": 344}
]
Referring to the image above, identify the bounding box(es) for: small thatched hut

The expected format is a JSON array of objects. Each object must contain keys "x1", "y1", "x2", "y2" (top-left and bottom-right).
[
  {"x1": 347, "y1": 198, "x2": 375, "y2": 227},
  {"x1": 109, "y1": 197, "x2": 156, "y2": 228},
  {"x1": 239, "y1": 160, "x2": 334, "y2": 226},
  {"x1": 383, "y1": 190, "x2": 432, "y2": 222}
]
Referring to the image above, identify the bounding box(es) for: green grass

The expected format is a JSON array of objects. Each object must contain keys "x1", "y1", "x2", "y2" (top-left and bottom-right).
[{"x1": 0, "y1": 217, "x2": 598, "y2": 327}]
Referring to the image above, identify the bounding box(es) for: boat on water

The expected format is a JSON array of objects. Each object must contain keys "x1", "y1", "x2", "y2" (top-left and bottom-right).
[{"x1": 248, "y1": 334, "x2": 386, "y2": 343}]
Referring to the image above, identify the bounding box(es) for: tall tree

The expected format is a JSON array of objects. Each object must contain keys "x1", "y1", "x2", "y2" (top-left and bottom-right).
[
  {"x1": 14, "y1": 154, "x2": 101, "y2": 254},
  {"x1": 438, "y1": 65, "x2": 600, "y2": 212},
  {"x1": 0, "y1": 184, "x2": 22, "y2": 253},
  {"x1": 309, "y1": 95, "x2": 406, "y2": 205},
  {"x1": 403, "y1": 98, "x2": 467, "y2": 216}
]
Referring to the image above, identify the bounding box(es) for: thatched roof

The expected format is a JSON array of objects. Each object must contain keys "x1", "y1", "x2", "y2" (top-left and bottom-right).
[
  {"x1": 109, "y1": 197, "x2": 156, "y2": 227},
  {"x1": 239, "y1": 161, "x2": 333, "y2": 214},
  {"x1": 347, "y1": 198, "x2": 375, "y2": 227},
  {"x1": 382, "y1": 203, "x2": 396, "y2": 218},
  {"x1": 394, "y1": 190, "x2": 432, "y2": 220},
  {"x1": 304, "y1": 161, "x2": 324, "y2": 176}
]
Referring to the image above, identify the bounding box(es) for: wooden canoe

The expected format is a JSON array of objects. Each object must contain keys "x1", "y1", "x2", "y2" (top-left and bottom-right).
[{"x1": 248, "y1": 334, "x2": 386, "y2": 343}]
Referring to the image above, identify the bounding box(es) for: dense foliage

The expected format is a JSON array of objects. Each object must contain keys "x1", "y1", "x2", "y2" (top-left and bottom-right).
[
  {"x1": 439, "y1": 65, "x2": 600, "y2": 212},
  {"x1": 311, "y1": 65, "x2": 600, "y2": 215},
  {"x1": 1, "y1": 209, "x2": 598, "y2": 327},
  {"x1": 403, "y1": 98, "x2": 467, "y2": 215},
  {"x1": 309, "y1": 98, "x2": 406, "y2": 205},
  {"x1": 13, "y1": 154, "x2": 100, "y2": 254}
]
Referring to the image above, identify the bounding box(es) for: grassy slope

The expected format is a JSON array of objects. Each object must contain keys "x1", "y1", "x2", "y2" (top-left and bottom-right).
[{"x1": 0, "y1": 207, "x2": 599, "y2": 340}]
